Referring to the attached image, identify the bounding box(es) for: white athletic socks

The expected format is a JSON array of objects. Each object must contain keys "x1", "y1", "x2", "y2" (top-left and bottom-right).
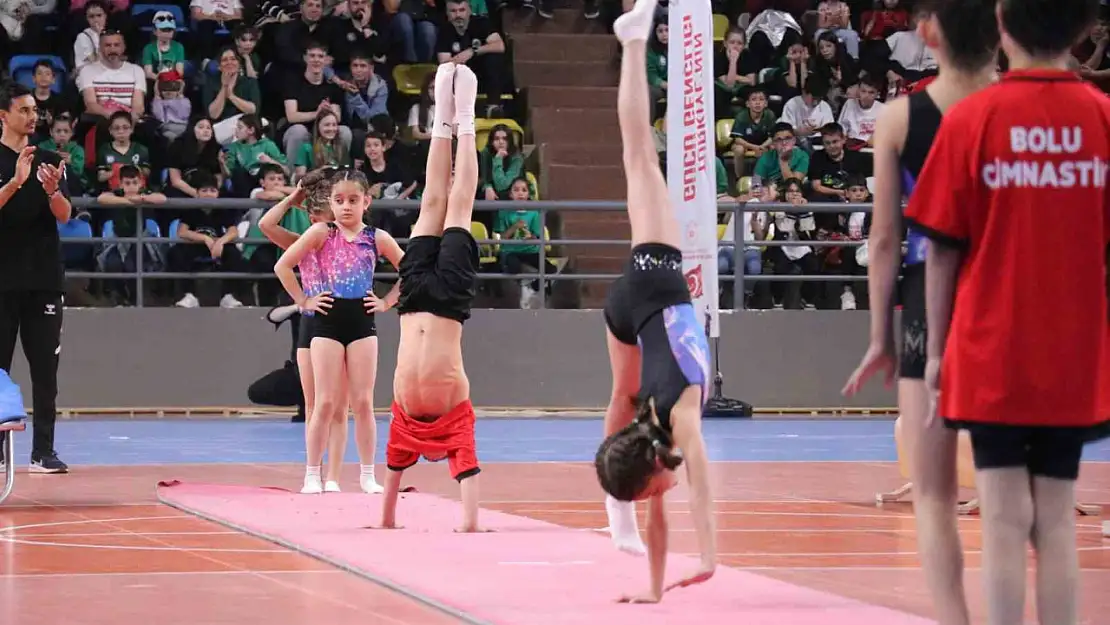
[
  {"x1": 613, "y1": 0, "x2": 657, "y2": 44},
  {"x1": 606, "y1": 495, "x2": 647, "y2": 555},
  {"x1": 431, "y1": 63, "x2": 457, "y2": 140},
  {"x1": 360, "y1": 464, "x2": 384, "y2": 494},
  {"x1": 301, "y1": 465, "x2": 323, "y2": 494},
  {"x1": 454, "y1": 65, "x2": 478, "y2": 137}
]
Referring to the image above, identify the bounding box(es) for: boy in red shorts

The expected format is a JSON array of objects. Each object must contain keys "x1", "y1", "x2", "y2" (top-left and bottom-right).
[{"x1": 905, "y1": 1, "x2": 1109, "y2": 623}]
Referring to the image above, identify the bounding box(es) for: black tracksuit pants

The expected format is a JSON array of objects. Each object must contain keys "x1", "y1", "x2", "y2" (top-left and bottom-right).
[{"x1": 0, "y1": 290, "x2": 63, "y2": 457}]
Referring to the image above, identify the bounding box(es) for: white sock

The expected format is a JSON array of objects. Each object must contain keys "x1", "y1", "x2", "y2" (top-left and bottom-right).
[
  {"x1": 606, "y1": 495, "x2": 647, "y2": 555},
  {"x1": 360, "y1": 464, "x2": 375, "y2": 480},
  {"x1": 305, "y1": 465, "x2": 321, "y2": 478},
  {"x1": 454, "y1": 65, "x2": 478, "y2": 137},
  {"x1": 613, "y1": 0, "x2": 657, "y2": 44},
  {"x1": 431, "y1": 63, "x2": 456, "y2": 139}
]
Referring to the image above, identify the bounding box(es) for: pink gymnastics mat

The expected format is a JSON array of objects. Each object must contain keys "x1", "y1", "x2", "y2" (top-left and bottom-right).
[{"x1": 157, "y1": 481, "x2": 933, "y2": 625}]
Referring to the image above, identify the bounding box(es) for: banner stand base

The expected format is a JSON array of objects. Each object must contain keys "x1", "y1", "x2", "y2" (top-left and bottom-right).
[{"x1": 703, "y1": 329, "x2": 753, "y2": 418}]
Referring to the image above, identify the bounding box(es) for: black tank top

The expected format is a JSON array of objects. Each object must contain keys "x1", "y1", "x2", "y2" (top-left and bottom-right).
[{"x1": 899, "y1": 91, "x2": 943, "y2": 266}]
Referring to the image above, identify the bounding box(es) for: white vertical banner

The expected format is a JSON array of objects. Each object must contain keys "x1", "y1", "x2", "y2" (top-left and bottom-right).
[{"x1": 666, "y1": 0, "x2": 719, "y2": 338}]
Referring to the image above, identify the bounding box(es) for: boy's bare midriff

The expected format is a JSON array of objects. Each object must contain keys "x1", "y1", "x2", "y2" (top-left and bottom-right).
[{"x1": 394, "y1": 312, "x2": 470, "y2": 417}]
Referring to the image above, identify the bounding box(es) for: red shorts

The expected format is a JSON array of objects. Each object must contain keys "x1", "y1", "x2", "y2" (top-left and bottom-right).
[{"x1": 386, "y1": 400, "x2": 480, "y2": 481}]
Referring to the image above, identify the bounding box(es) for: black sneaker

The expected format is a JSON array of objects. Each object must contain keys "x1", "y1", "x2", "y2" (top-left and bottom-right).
[
  {"x1": 584, "y1": 0, "x2": 599, "y2": 19},
  {"x1": 30, "y1": 452, "x2": 68, "y2": 474}
]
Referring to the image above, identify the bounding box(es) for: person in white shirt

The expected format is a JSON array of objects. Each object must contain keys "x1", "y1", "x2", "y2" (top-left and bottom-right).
[
  {"x1": 76, "y1": 30, "x2": 158, "y2": 151},
  {"x1": 72, "y1": 0, "x2": 107, "y2": 73},
  {"x1": 885, "y1": 11, "x2": 938, "y2": 85},
  {"x1": 837, "y1": 76, "x2": 884, "y2": 145},
  {"x1": 779, "y1": 79, "x2": 835, "y2": 146}
]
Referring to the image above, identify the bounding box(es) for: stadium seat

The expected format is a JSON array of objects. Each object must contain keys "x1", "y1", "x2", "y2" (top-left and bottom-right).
[
  {"x1": 103, "y1": 219, "x2": 162, "y2": 240},
  {"x1": 737, "y1": 175, "x2": 751, "y2": 195},
  {"x1": 8, "y1": 55, "x2": 66, "y2": 93},
  {"x1": 58, "y1": 218, "x2": 92, "y2": 238},
  {"x1": 717, "y1": 223, "x2": 727, "y2": 240},
  {"x1": 526, "y1": 171, "x2": 540, "y2": 200},
  {"x1": 715, "y1": 119, "x2": 734, "y2": 151},
  {"x1": 653, "y1": 118, "x2": 664, "y2": 132},
  {"x1": 470, "y1": 221, "x2": 499, "y2": 267},
  {"x1": 543, "y1": 226, "x2": 568, "y2": 273},
  {"x1": 713, "y1": 14, "x2": 728, "y2": 42},
  {"x1": 392, "y1": 64, "x2": 436, "y2": 97},
  {"x1": 168, "y1": 219, "x2": 182, "y2": 240},
  {"x1": 132, "y1": 4, "x2": 188, "y2": 32},
  {"x1": 475, "y1": 118, "x2": 525, "y2": 153}
]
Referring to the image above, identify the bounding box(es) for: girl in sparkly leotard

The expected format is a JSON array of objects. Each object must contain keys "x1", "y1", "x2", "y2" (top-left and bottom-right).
[{"x1": 275, "y1": 169, "x2": 405, "y2": 495}]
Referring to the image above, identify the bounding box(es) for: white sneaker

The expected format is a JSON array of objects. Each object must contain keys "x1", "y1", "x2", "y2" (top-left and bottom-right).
[
  {"x1": 220, "y1": 294, "x2": 244, "y2": 308},
  {"x1": 175, "y1": 293, "x2": 200, "y2": 308},
  {"x1": 360, "y1": 474, "x2": 384, "y2": 494},
  {"x1": 519, "y1": 282, "x2": 535, "y2": 309},
  {"x1": 301, "y1": 473, "x2": 323, "y2": 494},
  {"x1": 841, "y1": 289, "x2": 857, "y2": 310},
  {"x1": 324, "y1": 480, "x2": 341, "y2": 493}
]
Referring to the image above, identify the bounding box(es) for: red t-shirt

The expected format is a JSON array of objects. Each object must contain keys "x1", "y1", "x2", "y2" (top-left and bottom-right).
[{"x1": 905, "y1": 69, "x2": 1110, "y2": 429}]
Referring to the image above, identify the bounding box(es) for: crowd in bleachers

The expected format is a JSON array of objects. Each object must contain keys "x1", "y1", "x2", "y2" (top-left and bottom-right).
[{"x1": 5, "y1": 0, "x2": 1106, "y2": 309}]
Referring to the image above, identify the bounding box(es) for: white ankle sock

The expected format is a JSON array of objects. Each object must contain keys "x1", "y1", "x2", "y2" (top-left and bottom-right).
[
  {"x1": 360, "y1": 464, "x2": 375, "y2": 479},
  {"x1": 305, "y1": 465, "x2": 321, "y2": 478}
]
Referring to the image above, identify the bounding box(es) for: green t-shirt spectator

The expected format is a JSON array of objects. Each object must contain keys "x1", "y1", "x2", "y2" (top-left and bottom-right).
[
  {"x1": 295, "y1": 142, "x2": 345, "y2": 170},
  {"x1": 201, "y1": 76, "x2": 262, "y2": 122},
  {"x1": 494, "y1": 209, "x2": 542, "y2": 256},
  {"x1": 646, "y1": 48, "x2": 667, "y2": 90},
  {"x1": 753, "y1": 148, "x2": 809, "y2": 184},
  {"x1": 141, "y1": 41, "x2": 186, "y2": 74},
  {"x1": 225, "y1": 137, "x2": 285, "y2": 177},
  {"x1": 97, "y1": 142, "x2": 151, "y2": 172},
  {"x1": 730, "y1": 108, "x2": 777, "y2": 148},
  {"x1": 38, "y1": 138, "x2": 86, "y2": 188},
  {"x1": 481, "y1": 152, "x2": 524, "y2": 197}
]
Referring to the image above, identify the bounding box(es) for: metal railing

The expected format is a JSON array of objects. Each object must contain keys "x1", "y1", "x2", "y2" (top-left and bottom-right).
[{"x1": 64, "y1": 198, "x2": 876, "y2": 308}]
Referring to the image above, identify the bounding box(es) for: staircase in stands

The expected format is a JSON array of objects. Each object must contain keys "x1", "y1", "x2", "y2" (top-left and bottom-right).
[{"x1": 505, "y1": 8, "x2": 628, "y2": 308}]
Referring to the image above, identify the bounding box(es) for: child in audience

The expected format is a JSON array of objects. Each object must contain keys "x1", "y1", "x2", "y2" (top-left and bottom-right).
[
  {"x1": 152, "y1": 71, "x2": 192, "y2": 141},
  {"x1": 38, "y1": 116, "x2": 87, "y2": 198},
  {"x1": 97, "y1": 111, "x2": 151, "y2": 192},
  {"x1": 141, "y1": 11, "x2": 186, "y2": 80},
  {"x1": 729, "y1": 87, "x2": 776, "y2": 179}
]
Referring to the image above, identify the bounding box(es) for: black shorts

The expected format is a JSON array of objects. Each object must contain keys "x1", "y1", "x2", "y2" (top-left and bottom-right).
[
  {"x1": 396, "y1": 227, "x2": 478, "y2": 324},
  {"x1": 947, "y1": 419, "x2": 1110, "y2": 481},
  {"x1": 899, "y1": 263, "x2": 926, "y2": 380},
  {"x1": 296, "y1": 313, "x2": 314, "y2": 350},
  {"x1": 604, "y1": 243, "x2": 709, "y2": 421},
  {"x1": 310, "y1": 298, "x2": 377, "y2": 347}
]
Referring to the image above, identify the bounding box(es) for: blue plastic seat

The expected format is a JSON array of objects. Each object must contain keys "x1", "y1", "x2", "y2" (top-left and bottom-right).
[
  {"x1": 132, "y1": 4, "x2": 189, "y2": 32},
  {"x1": 103, "y1": 219, "x2": 162, "y2": 240},
  {"x1": 8, "y1": 55, "x2": 66, "y2": 94},
  {"x1": 58, "y1": 218, "x2": 93, "y2": 239}
]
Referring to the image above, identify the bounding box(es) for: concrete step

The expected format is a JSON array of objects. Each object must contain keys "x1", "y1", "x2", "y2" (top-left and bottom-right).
[
  {"x1": 527, "y1": 86, "x2": 618, "y2": 109},
  {"x1": 531, "y1": 107, "x2": 622, "y2": 146},
  {"x1": 504, "y1": 8, "x2": 609, "y2": 35},
  {"x1": 544, "y1": 164, "x2": 626, "y2": 200},
  {"x1": 542, "y1": 143, "x2": 623, "y2": 167},
  {"x1": 510, "y1": 33, "x2": 618, "y2": 63},
  {"x1": 514, "y1": 60, "x2": 619, "y2": 88}
]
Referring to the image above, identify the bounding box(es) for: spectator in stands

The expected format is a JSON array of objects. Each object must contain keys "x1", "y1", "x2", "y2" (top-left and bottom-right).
[
  {"x1": 752, "y1": 122, "x2": 809, "y2": 185},
  {"x1": 729, "y1": 86, "x2": 776, "y2": 179},
  {"x1": 807, "y1": 122, "x2": 866, "y2": 204},
  {"x1": 714, "y1": 26, "x2": 759, "y2": 115},
  {"x1": 861, "y1": 0, "x2": 909, "y2": 42},
  {"x1": 231, "y1": 25, "x2": 261, "y2": 79},
  {"x1": 815, "y1": 0, "x2": 859, "y2": 59},
  {"x1": 643, "y1": 19, "x2": 667, "y2": 104},
  {"x1": 718, "y1": 194, "x2": 768, "y2": 310},
  {"x1": 38, "y1": 116, "x2": 87, "y2": 198},
  {"x1": 77, "y1": 29, "x2": 152, "y2": 146},
  {"x1": 205, "y1": 46, "x2": 262, "y2": 145},
  {"x1": 165, "y1": 118, "x2": 223, "y2": 199},
  {"x1": 813, "y1": 31, "x2": 858, "y2": 113},
  {"x1": 330, "y1": 0, "x2": 384, "y2": 68},
  {"x1": 826, "y1": 173, "x2": 870, "y2": 310},
  {"x1": 190, "y1": 0, "x2": 244, "y2": 62},
  {"x1": 436, "y1": 0, "x2": 507, "y2": 116},
  {"x1": 406, "y1": 73, "x2": 435, "y2": 162},
  {"x1": 222, "y1": 114, "x2": 287, "y2": 196},
  {"x1": 837, "y1": 75, "x2": 883, "y2": 146},
  {"x1": 152, "y1": 71, "x2": 191, "y2": 141},
  {"x1": 96, "y1": 110, "x2": 151, "y2": 192},
  {"x1": 768, "y1": 177, "x2": 818, "y2": 309},
  {"x1": 293, "y1": 110, "x2": 351, "y2": 179},
  {"x1": 884, "y1": 9, "x2": 937, "y2": 88},
  {"x1": 0, "y1": 0, "x2": 44, "y2": 59},
  {"x1": 495, "y1": 177, "x2": 556, "y2": 309},
  {"x1": 333, "y1": 49, "x2": 390, "y2": 145},
  {"x1": 95, "y1": 164, "x2": 167, "y2": 304},
  {"x1": 281, "y1": 41, "x2": 353, "y2": 169},
  {"x1": 168, "y1": 172, "x2": 247, "y2": 309},
  {"x1": 361, "y1": 131, "x2": 417, "y2": 232},
  {"x1": 73, "y1": 0, "x2": 108, "y2": 74},
  {"x1": 251, "y1": 162, "x2": 296, "y2": 200},
  {"x1": 141, "y1": 11, "x2": 186, "y2": 80},
  {"x1": 29, "y1": 61, "x2": 75, "y2": 143},
  {"x1": 68, "y1": 0, "x2": 128, "y2": 43},
  {"x1": 241, "y1": 163, "x2": 296, "y2": 305},
  {"x1": 1076, "y1": 17, "x2": 1110, "y2": 87},
  {"x1": 780, "y1": 79, "x2": 835, "y2": 146},
  {"x1": 776, "y1": 39, "x2": 811, "y2": 100},
  {"x1": 271, "y1": 0, "x2": 336, "y2": 78},
  {"x1": 385, "y1": 0, "x2": 438, "y2": 63},
  {"x1": 481, "y1": 124, "x2": 525, "y2": 201}
]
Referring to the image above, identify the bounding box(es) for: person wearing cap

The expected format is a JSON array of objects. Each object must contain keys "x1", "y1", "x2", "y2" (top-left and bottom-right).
[
  {"x1": 141, "y1": 11, "x2": 185, "y2": 81},
  {"x1": 152, "y1": 70, "x2": 191, "y2": 141}
]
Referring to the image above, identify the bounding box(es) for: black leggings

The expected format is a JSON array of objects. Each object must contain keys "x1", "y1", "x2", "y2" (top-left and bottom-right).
[{"x1": 0, "y1": 290, "x2": 63, "y2": 457}]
